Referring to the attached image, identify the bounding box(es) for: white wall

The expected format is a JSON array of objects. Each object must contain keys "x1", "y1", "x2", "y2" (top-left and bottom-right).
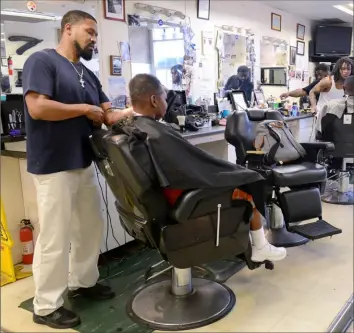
[{"x1": 96, "y1": 0, "x2": 313, "y2": 100}]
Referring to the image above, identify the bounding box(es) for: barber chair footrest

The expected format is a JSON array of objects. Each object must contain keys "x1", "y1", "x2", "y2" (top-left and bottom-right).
[
  {"x1": 127, "y1": 278, "x2": 235, "y2": 331},
  {"x1": 196, "y1": 257, "x2": 246, "y2": 283},
  {"x1": 289, "y1": 220, "x2": 342, "y2": 240}
]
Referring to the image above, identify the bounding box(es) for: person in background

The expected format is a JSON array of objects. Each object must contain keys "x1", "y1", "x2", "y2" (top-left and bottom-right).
[
  {"x1": 310, "y1": 57, "x2": 353, "y2": 134},
  {"x1": 22, "y1": 10, "x2": 131, "y2": 329},
  {"x1": 171, "y1": 64, "x2": 183, "y2": 90},
  {"x1": 318, "y1": 75, "x2": 354, "y2": 137},
  {"x1": 309, "y1": 57, "x2": 353, "y2": 115},
  {"x1": 224, "y1": 65, "x2": 254, "y2": 104},
  {"x1": 118, "y1": 73, "x2": 287, "y2": 263},
  {"x1": 280, "y1": 63, "x2": 329, "y2": 102}
]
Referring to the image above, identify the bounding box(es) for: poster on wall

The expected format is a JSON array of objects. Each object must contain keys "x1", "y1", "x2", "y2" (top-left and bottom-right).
[
  {"x1": 118, "y1": 41, "x2": 131, "y2": 62},
  {"x1": 108, "y1": 76, "x2": 126, "y2": 108},
  {"x1": 217, "y1": 33, "x2": 247, "y2": 84},
  {"x1": 202, "y1": 30, "x2": 214, "y2": 56},
  {"x1": 104, "y1": 0, "x2": 125, "y2": 22}
]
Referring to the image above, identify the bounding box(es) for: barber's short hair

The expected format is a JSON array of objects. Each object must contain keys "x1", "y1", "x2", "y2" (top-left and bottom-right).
[
  {"x1": 315, "y1": 63, "x2": 329, "y2": 73},
  {"x1": 129, "y1": 74, "x2": 163, "y2": 105},
  {"x1": 237, "y1": 65, "x2": 249, "y2": 73},
  {"x1": 61, "y1": 10, "x2": 97, "y2": 33}
]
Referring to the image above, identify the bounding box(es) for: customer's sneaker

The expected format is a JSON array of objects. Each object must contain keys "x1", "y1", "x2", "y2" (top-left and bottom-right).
[
  {"x1": 33, "y1": 307, "x2": 81, "y2": 329},
  {"x1": 251, "y1": 242, "x2": 287, "y2": 262},
  {"x1": 68, "y1": 283, "x2": 115, "y2": 300}
]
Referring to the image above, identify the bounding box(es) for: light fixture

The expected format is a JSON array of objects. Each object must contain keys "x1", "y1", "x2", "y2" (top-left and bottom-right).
[
  {"x1": 0, "y1": 10, "x2": 61, "y2": 21},
  {"x1": 333, "y1": 5, "x2": 353, "y2": 16},
  {"x1": 1, "y1": 38, "x2": 5, "y2": 41},
  {"x1": 349, "y1": 3, "x2": 353, "y2": 8}
]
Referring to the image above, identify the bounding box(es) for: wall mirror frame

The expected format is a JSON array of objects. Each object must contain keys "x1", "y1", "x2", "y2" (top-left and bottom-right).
[
  {"x1": 127, "y1": 5, "x2": 195, "y2": 96},
  {"x1": 261, "y1": 67, "x2": 287, "y2": 86}
]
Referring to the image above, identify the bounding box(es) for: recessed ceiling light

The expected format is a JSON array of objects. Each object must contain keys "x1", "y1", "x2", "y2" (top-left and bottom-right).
[{"x1": 333, "y1": 5, "x2": 353, "y2": 15}]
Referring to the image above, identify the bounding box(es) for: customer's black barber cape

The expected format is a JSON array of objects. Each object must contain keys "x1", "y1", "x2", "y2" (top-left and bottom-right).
[{"x1": 111, "y1": 116, "x2": 266, "y2": 215}]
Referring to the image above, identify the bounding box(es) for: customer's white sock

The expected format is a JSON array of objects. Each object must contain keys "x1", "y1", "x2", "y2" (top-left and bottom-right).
[{"x1": 250, "y1": 228, "x2": 266, "y2": 249}]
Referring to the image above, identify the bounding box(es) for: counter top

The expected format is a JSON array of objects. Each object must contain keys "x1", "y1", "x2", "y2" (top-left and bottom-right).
[
  {"x1": 181, "y1": 113, "x2": 313, "y2": 139},
  {"x1": 1, "y1": 114, "x2": 314, "y2": 157}
]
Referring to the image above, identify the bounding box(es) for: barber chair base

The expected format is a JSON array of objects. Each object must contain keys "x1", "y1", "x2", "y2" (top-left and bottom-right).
[
  {"x1": 322, "y1": 190, "x2": 354, "y2": 206},
  {"x1": 266, "y1": 226, "x2": 309, "y2": 248},
  {"x1": 127, "y1": 278, "x2": 235, "y2": 331}
]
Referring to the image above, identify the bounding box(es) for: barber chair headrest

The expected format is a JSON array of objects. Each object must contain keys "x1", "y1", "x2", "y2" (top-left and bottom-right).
[
  {"x1": 225, "y1": 109, "x2": 284, "y2": 164},
  {"x1": 246, "y1": 109, "x2": 267, "y2": 121}
]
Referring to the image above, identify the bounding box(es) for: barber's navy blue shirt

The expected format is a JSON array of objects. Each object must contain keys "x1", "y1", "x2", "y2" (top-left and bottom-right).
[{"x1": 23, "y1": 49, "x2": 109, "y2": 174}]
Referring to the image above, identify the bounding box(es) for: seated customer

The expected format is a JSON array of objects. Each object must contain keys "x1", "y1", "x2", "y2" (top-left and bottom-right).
[{"x1": 115, "y1": 74, "x2": 287, "y2": 263}]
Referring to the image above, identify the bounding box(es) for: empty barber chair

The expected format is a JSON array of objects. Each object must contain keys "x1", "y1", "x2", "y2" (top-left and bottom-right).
[
  {"x1": 90, "y1": 129, "x2": 272, "y2": 331},
  {"x1": 225, "y1": 110, "x2": 342, "y2": 248},
  {"x1": 320, "y1": 108, "x2": 354, "y2": 205}
]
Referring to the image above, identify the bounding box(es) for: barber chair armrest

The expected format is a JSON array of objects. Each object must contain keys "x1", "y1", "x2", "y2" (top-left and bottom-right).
[
  {"x1": 300, "y1": 142, "x2": 335, "y2": 162},
  {"x1": 172, "y1": 188, "x2": 236, "y2": 223},
  {"x1": 245, "y1": 150, "x2": 266, "y2": 168}
]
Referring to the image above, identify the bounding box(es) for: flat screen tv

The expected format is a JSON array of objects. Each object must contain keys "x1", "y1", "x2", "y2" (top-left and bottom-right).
[{"x1": 315, "y1": 25, "x2": 352, "y2": 55}]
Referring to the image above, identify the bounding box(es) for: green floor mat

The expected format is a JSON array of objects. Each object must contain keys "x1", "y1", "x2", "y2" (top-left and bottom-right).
[{"x1": 19, "y1": 248, "x2": 162, "y2": 333}]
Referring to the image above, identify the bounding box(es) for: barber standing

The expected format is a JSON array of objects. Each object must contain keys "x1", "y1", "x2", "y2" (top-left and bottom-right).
[
  {"x1": 23, "y1": 10, "x2": 131, "y2": 329},
  {"x1": 280, "y1": 64, "x2": 329, "y2": 102},
  {"x1": 224, "y1": 65, "x2": 254, "y2": 104}
]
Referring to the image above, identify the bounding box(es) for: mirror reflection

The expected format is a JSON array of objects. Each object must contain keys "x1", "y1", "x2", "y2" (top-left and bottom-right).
[
  {"x1": 129, "y1": 20, "x2": 185, "y2": 90},
  {"x1": 261, "y1": 67, "x2": 287, "y2": 86}
]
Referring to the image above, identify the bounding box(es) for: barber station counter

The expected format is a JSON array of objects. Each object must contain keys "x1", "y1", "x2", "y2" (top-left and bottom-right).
[
  {"x1": 182, "y1": 114, "x2": 314, "y2": 162},
  {"x1": 1, "y1": 114, "x2": 314, "y2": 262}
]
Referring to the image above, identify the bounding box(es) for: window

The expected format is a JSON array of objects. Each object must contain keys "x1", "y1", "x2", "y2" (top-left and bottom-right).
[{"x1": 150, "y1": 28, "x2": 184, "y2": 89}]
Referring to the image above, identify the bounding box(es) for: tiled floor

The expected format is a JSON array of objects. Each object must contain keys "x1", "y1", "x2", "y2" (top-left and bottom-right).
[{"x1": 1, "y1": 203, "x2": 353, "y2": 333}]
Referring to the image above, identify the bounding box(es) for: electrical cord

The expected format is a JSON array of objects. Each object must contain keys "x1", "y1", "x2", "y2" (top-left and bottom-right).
[{"x1": 94, "y1": 163, "x2": 124, "y2": 279}]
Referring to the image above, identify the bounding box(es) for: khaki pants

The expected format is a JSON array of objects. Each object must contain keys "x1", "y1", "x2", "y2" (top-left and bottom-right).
[{"x1": 32, "y1": 166, "x2": 103, "y2": 316}]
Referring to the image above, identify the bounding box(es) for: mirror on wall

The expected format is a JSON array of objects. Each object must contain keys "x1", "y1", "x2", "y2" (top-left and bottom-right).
[
  {"x1": 260, "y1": 37, "x2": 288, "y2": 67},
  {"x1": 261, "y1": 67, "x2": 287, "y2": 86},
  {"x1": 128, "y1": 15, "x2": 186, "y2": 90},
  {"x1": 1, "y1": 1, "x2": 99, "y2": 95}
]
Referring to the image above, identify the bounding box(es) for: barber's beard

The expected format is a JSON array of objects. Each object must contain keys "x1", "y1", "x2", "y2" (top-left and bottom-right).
[{"x1": 74, "y1": 41, "x2": 93, "y2": 61}]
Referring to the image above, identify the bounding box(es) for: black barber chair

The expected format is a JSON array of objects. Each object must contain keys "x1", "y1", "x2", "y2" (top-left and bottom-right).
[
  {"x1": 225, "y1": 110, "x2": 342, "y2": 248},
  {"x1": 320, "y1": 108, "x2": 354, "y2": 205},
  {"x1": 90, "y1": 129, "x2": 273, "y2": 331}
]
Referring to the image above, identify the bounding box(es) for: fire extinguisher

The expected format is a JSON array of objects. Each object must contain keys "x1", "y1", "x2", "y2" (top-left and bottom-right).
[
  {"x1": 7, "y1": 56, "x2": 13, "y2": 76},
  {"x1": 20, "y1": 219, "x2": 34, "y2": 265}
]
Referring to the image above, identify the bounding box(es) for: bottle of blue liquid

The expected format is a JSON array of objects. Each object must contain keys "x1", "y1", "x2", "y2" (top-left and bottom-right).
[{"x1": 291, "y1": 102, "x2": 299, "y2": 117}]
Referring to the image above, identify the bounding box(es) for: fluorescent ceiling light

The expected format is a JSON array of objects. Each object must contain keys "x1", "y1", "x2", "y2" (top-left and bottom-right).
[
  {"x1": 1, "y1": 38, "x2": 5, "y2": 41},
  {"x1": 0, "y1": 10, "x2": 61, "y2": 21},
  {"x1": 349, "y1": 3, "x2": 353, "y2": 8},
  {"x1": 333, "y1": 5, "x2": 353, "y2": 15}
]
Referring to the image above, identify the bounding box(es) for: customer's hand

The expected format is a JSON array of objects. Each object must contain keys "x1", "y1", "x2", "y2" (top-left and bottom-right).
[
  {"x1": 83, "y1": 105, "x2": 104, "y2": 123},
  {"x1": 311, "y1": 106, "x2": 317, "y2": 115},
  {"x1": 280, "y1": 92, "x2": 289, "y2": 100}
]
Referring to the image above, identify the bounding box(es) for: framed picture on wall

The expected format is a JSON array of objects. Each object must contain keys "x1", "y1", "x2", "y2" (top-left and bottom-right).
[
  {"x1": 297, "y1": 24, "x2": 305, "y2": 40},
  {"x1": 289, "y1": 46, "x2": 296, "y2": 65},
  {"x1": 197, "y1": 0, "x2": 210, "y2": 20},
  {"x1": 110, "y1": 55, "x2": 122, "y2": 76},
  {"x1": 104, "y1": 0, "x2": 125, "y2": 22},
  {"x1": 296, "y1": 41, "x2": 305, "y2": 56},
  {"x1": 271, "y1": 13, "x2": 281, "y2": 32}
]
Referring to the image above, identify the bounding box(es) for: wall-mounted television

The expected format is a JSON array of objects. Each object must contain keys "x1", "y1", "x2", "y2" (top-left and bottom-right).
[{"x1": 315, "y1": 25, "x2": 352, "y2": 56}]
